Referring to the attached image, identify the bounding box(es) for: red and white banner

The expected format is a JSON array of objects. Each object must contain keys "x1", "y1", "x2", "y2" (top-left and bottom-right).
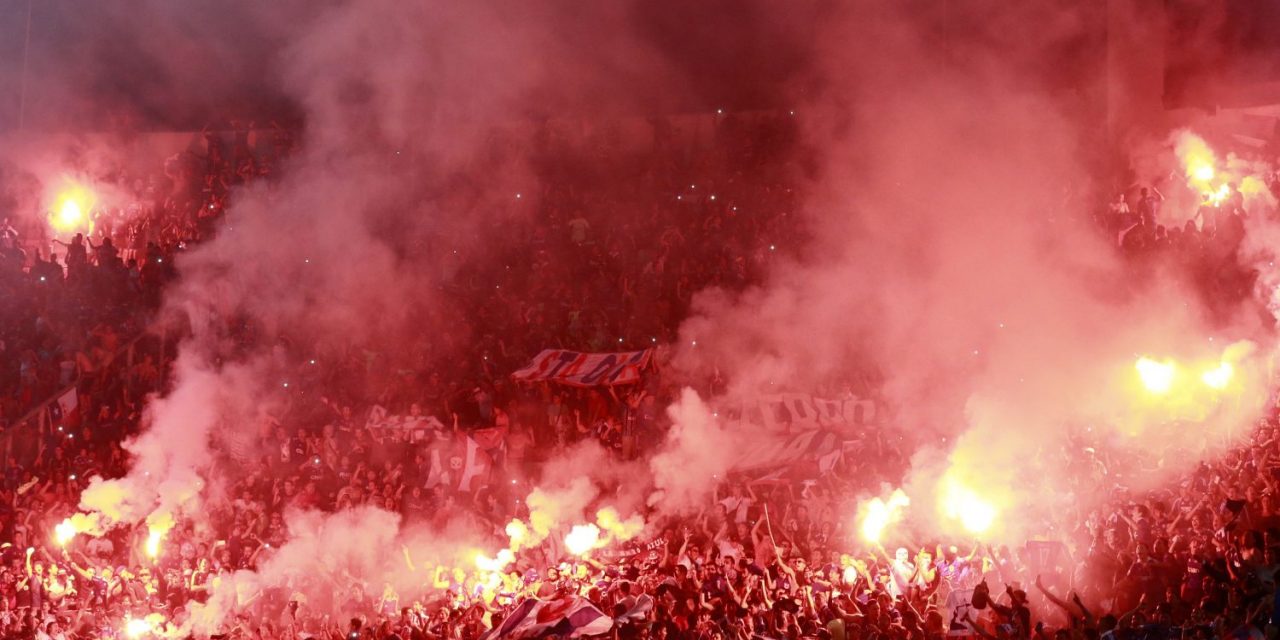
[
  {"x1": 724, "y1": 393, "x2": 878, "y2": 433},
  {"x1": 511, "y1": 349, "x2": 652, "y2": 387},
  {"x1": 481, "y1": 595, "x2": 613, "y2": 640}
]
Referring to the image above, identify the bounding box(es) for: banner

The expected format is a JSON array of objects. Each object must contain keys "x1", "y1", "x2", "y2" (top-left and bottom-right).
[
  {"x1": 481, "y1": 595, "x2": 613, "y2": 640},
  {"x1": 366, "y1": 405, "x2": 445, "y2": 441},
  {"x1": 726, "y1": 394, "x2": 878, "y2": 433},
  {"x1": 732, "y1": 429, "x2": 841, "y2": 474},
  {"x1": 511, "y1": 349, "x2": 652, "y2": 387}
]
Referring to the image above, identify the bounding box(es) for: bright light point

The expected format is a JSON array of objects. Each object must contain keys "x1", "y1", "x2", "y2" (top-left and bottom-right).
[
  {"x1": 1202, "y1": 362, "x2": 1233, "y2": 390},
  {"x1": 942, "y1": 481, "x2": 996, "y2": 534},
  {"x1": 769, "y1": 244, "x2": 775, "y2": 251},
  {"x1": 1135, "y1": 357, "x2": 1176, "y2": 394},
  {"x1": 716, "y1": 108, "x2": 723, "y2": 114},
  {"x1": 565, "y1": 524, "x2": 601, "y2": 556},
  {"x1": 55, "y1": 201, "x2": 83, "y2": 231},
  {"x1": 710, "y1": 194, "x2": 716, "y2": 201},
  {"x1": 1193, "y1": 165, "x2": 1214, "y2": 182},
  {"x1": 125, "y1": 618, "x2": 151, "y2": 638},
  {"x1": 859, "y1": 489, "x2": 909, "y2": 543},
  {"x1": 282, "y1": 382, "x2": 290, "y2": 388},
  {"x1": 145, "y1": 529, "x2": 163, "y2": 558},
  {"x1": 515, "y1": 193, "x2": 522, "y2": 199},
  {"x1": 49, "y1": 182, "x2": 97, "y2": 235},
  {"x1": 54, "y1": 519, "x2": 76, "y2": 546},
  {"x1": 309, "y1": 359, "x2": 316, "y2": 365}
]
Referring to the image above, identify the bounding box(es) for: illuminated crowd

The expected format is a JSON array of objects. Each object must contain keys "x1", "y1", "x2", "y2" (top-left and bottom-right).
[{"x1": 0, "y1": 120, "x2": 1277, "y2": 640}]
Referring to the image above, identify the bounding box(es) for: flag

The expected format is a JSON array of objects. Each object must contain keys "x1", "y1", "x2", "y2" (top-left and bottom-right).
[
  {"x1": 482, "y1": 596, "x2": 613, "y2": 640},
  {"x1": 426, "y1": 435, "x2": 494, "y2": 493},
  {"x1": 457, "y1": 435, "x2": 492, "y2": 493},
  {"x1": 614, "y1": 594, "x2": 653, "y2": 623},
  {"x1": 55, "y1": 387, "x2": 80, "y2": 428}
]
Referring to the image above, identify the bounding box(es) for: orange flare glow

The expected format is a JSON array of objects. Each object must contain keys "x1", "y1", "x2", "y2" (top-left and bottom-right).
[
  {"x1": 858, "y1": 489, "x2": 910, "y2": 543},
  {"x1": 1135, "y1": 357, "x2": 1176, "y2": 394},
  {"x1": 564, "y1": 524, "x2": 601, "y2": 556}
]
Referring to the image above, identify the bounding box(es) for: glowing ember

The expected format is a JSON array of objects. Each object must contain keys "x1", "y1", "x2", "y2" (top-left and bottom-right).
[
  {"x1": 858, "y1": 488, "x2": 910, "y2": 543},
  {"x1": 1202, "y1": 362, "x2": 1234, "y2": 390},
  {"x1": 1135, "y1": 357, "x2": 1176, "y2": 394},
  {"x1": 564, "y1": 523, "x2": 601, "y2": 556}
]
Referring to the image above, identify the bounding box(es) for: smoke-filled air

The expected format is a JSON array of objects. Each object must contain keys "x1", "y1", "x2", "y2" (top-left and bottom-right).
[{"x1": 2, "y1": 0, "x2": 1280, "y2": 639}]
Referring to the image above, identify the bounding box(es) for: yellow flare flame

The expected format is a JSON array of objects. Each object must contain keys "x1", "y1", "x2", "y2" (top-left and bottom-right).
[
  {"x1": 48, "y1": 182, "x2": 96, "y2": 235},
  {"x1": 859, "y1": 489, "x2": 910, "y2": 543},
  {"x1": 595, "y1": 507, "x2": 643, "y2": 543},
  {"x1": 1202, "y1": 362, "x2": 1234, "y2": 390},
  {"x1": 145, "y1": 529, "x2": 163, "y2": 558},
  {"x1": 1135, "y1": 357, "x2": 1176, "y2": 394},
  {"x1": 124, "y1": 613, "x2": 165, "y2": 638},
  {"x1": 942, "y1": 481, "x2": 997, "y2": 534},
  {"x1": 475, "y1": 548, "x2": 514, "y2": 573},
  {"x1": 505, "y1": 520, "x2": 529, "y2": 550},
  {"x1": 564, "y1": 524, "x2": 601, "y2": 556},
  {"x1": 54, "y1": 519, "x2": 76, "y2": 546}
]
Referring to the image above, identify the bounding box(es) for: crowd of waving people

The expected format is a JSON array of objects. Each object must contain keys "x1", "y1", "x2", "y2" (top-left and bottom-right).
[{"x1": 0, "y1": 115, "x2": 1277, "y2": 640}]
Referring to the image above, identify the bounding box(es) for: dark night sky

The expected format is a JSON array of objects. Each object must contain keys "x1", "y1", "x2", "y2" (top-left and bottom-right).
[
  {"x1": 0, "y1": 0, "x2": 825, "y2": 132},
  {"x1": 2, "y1": 0, "x2": 1279, "y2": 132}
]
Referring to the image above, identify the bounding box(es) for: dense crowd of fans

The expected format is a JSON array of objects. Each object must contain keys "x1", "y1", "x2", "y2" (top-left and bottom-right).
[{"x1": 0, "y1": 116, "x2": 1276, "y2": 640}]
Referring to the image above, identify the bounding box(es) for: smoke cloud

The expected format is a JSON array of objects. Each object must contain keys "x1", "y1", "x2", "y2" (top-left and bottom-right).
[{"x1": 667, "y1": 1, "x2": 1277, "y2": 543}]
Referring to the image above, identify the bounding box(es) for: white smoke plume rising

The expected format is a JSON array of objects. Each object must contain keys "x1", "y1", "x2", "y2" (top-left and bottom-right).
[{"x1": 664, "y1": 2, "x2": 1278, "y2": 544}]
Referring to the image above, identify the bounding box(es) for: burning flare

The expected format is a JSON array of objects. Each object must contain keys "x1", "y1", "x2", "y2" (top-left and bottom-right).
[
  {"x1": 474, "y1": 548, "x2": 514, "y2": 573},
  {"x1": 53, "y1": 513, "x2": 102, "y2": 546},
  {"x1": 505, "y1": 519, "x2": 529, "y2": 550},
  {"x1": 564, "y1": 524, "x2": 602, "y2": 556},
  {"x1": 54, "y1": 519, "x2": 76, "y2": 546},
  {"x1": 145, "y1": 513, "x2": 175, "y2": 559},
  {"x1": 1135, "y1": 357, "x2": 1176, "y2": 394},
  {"x1": 941, "y1": 479, "x2": 997, "y2": 534},
  {"x1": 124, "y1": 613, "x2": 167, "y2": 638},
  {"x1": 48, "y1": 181, "x2": 96, "y2": 235},
  {"x1": 1201, "y1": 362, "x2": 1234, "y2": 390},
  {"x1": 858, "y1": 488, "x2": 910, "y2": 543}
]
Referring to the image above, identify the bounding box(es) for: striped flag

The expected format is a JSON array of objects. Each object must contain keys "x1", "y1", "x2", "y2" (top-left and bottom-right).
[{"x1": 482, "y1": 595, "x2": 613, "y2": 640}]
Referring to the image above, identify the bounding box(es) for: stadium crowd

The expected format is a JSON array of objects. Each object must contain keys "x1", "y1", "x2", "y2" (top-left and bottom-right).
[{"x1": 0, "y1": 116, "x2": 1276, "y2": 640}]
